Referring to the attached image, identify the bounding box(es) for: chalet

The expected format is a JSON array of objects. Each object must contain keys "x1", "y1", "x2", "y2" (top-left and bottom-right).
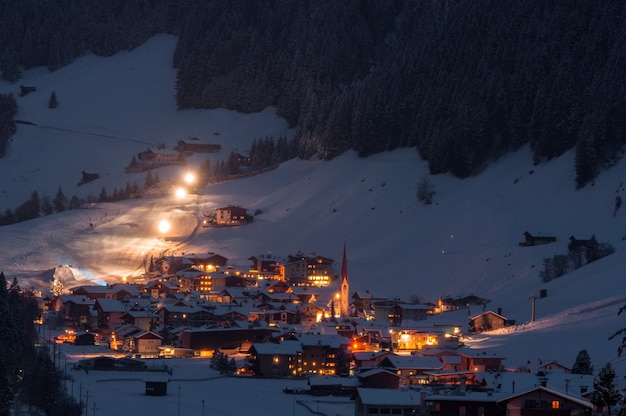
[
  {"x1": 537, "y1": 361, "x2": 572, "y2": 374},
  {"x1": 434, "y1": 295, "x2": 491, "y2": 313},
  {"x1": 354, "y1": 388, "x2": 424, "y2": 416},
  {"x1": 392, "y1": 303, "x2": 432, "y2": 324},
  {"x1": 174, "y1": 139, "x2": 221, "y2": 154},
  {"x1": 143, "y1": 278, "x2": 182, "y2": 298},
  {"x1": 283, "y1": 254, "x2": 335, "y2": 287},
  {"x1": 157, "y1": 304, "x2": 213, "y2": 327},
  {"x1": 136, "y1": 147, "x2": 183, "y2": 168},
  {"x1": 519, "y1": 231, "x2": 557, "y2": 246},
  {"x1": 353, "y1": 350, "x2": 396, "y2": 369},
  {"x1": 181, "y1": 324, "x2": 279, "y2": 354},
  {"x1": 568, "y1": 235, "x2": 592, "y2": 251},
  {"x1": 94, "y1": 298, "x2": 152, "y2": 331},
  {"x1": 469, "y1": 310, "x2": 516, "y2": 332},
  {"x1": 497, "y1": 385, "x2": 593, "y2": 416},
  {"x1": 296, "y1": 303, "x2": 324, "y2": 326},
  {"x1": 423, "y1": 388, "x2": 503, "y2": 416},
  {"x1": 181, "y1": 253, "x2": 228, "y2": 271},
  {"x1": 215, "y1": 206, "x2": 253, "y2": 225},
  {"x1": 378, "y1": 355, "x2": 444, "y2": 384},
  {"x1": 457, "y1": 351, "x2": 505, "y2": 372},
  {"x1": 308, "y1": 375, "x2": 359, "y2": 396},
  {"x1": 373, "y1": 299, "x2": 402, "y2": 322},
  {"x1": 132, "y1": 330, "x2": 163, "y2": 356},
  {"x1": 351, "y1": 291, "x2": 375, "y2": 316},
  {"x1": 70, "y1": 284, "x2": 142, "y2": 300},
  {"x1": 248, "y1": 340, "x2": 302, "y2": 377},
  {"x1": 357, "y1": 368, "x2": 408, "y2": 389},
  {"x1": 121, "y1": 308, "x2": 158, "y2": 331},
  {"x1": 248, "y1": 255, "x2": 283, "y2": 279},
  {"x1": 58, "y1": 295, "x2": 95, "y2": 328},
  {"x1": 391, "y1": 329, "x2": 439, "y2": 352},
  {"x1": 291, "y1": 333, "x2": 351, "y2": 376}
]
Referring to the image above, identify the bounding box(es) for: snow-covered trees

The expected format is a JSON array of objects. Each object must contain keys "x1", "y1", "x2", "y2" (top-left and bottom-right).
[
  {"x1": 571, "y1": 349, "x2": 594, "y2": 375},
  {"x1": 591, "y1": 362, "x2": 623, "y2": 416}
]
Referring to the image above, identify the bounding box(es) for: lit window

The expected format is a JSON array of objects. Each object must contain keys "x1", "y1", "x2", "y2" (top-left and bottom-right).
[{"x1": 551, "y1": 401, "x2": 560, "y2": 409}]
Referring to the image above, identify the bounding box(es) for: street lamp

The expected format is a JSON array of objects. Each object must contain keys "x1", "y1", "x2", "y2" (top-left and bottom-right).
[
  {"x1": 184, "y1": 172, "x2": 195, "y2": 185},
  {"x1": 159, "y1": 219, "x2": 170, "y2": 241}
]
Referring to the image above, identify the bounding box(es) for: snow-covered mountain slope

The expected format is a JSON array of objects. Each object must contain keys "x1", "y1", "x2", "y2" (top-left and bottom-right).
[{"x1": 1, "y1": 34, "x2": 625, "y2": 373}]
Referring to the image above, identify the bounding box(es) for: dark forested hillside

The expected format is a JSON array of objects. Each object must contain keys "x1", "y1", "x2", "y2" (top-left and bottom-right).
[{"x1": 2, "y1": 0, "x2": 626, "y2": 186}]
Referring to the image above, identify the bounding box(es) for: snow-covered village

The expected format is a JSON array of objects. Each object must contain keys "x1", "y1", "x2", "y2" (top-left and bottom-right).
[{"x1": 2, "y1": 3, "x2": 626, "y2": 416}]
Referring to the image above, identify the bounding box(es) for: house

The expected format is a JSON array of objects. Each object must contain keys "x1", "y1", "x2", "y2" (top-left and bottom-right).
[
  {"x1": 290, "y1": 333, "x2": 351, "y2": 376},
  {"x1": 157, "y1": 304, "x2": 213, "y2": 327},
  {"x1": 353, "y1": 350, "x2": 396, "y2": 369},
  {"x1": 70, "y1": 284, "x2": 139, "y2": 300},
  {"x1": 457, "y1": 351, "x2": 505, "y2": 372},
  {"x1": 174, "y1": 139, "x2": 221, "y2": 154},
  {"x1": 132, "y1": 331, "x2": 163, "y2": 356},
  {"x1": 392, "y1": 303, "x2": 432, "y2": 324},
  {"x1": 248, "y1": 255, "x2": 283, "y2": 279},
  {"x1": 283, "y1": 254, "x2": 335, "y2": 287},
  {"x1": 74, "y1": 331, "x2": 96, "y2": 346},
  {"x1": 356, "y1": 368, "x2": 408, "y2": 389},
  {"x1": 308, "y1": 375, "x2": 359, "y2": 396},
  {"x1": 377, "y1": 355, "x2": 444, "y2": 384},
  {"x1": 58, "y1": 295, "x2": 95, "y2": 328},
  {"x1": 497, "y1": 385, "x2": 593, "y2": 416},
  {"x1": 136, "y1": 147, "x2": 183, "y2": 168},
  {"x1": 248, "y1": 340, "x2": 302, "y2": 377},
  {"x1": 390, "y1": 329, "x2": 439, "y2": 352},
  {"x1": 94, "y1": 298, "x2": 138, "y2": 331},
  {"x1": 215, "y1": 206, "x2": 253, "y2": 226},
  {"x1": 181, "y1": 324, "x2": 279, "y2": 354},
  {"x1": 423, "y1": 388, "x2": 504, "y2": 416},
  {"x1": 537, "y1": 360, "x2": 572, "y2": 374},
  {"x1": 353, "y1": 388, "x2": 424, "y2": 416},
  {"x1": 469, "y1": 310, "x2": 515, "y2": 332},
  {"x1": 519, "y1": 231, "x2": 557, "y2": 246}
]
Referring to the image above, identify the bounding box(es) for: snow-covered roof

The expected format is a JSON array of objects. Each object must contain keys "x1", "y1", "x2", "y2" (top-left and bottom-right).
[{"x1": 356, "y1": 388, "x2": 423, "y2": 406}]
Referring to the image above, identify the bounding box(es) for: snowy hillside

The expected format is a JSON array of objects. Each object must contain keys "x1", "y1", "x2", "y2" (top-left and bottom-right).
[{"x1": 1, "y1": 34, "x2": 625, "y2": 374}]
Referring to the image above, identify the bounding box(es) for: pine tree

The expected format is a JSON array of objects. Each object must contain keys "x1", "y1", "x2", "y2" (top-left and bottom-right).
[
  {"x1": 591, "y1": 362, "x2": 623, "y2": 416},
  {"x1": 48, "y1": 91, "x2": 58, "y2": 109},
  {"x1": 53, "y1": 187, "x2": 67, "y2": 212},
  {"x1": 571, "y1": 349, "x2": 594, "y2": 375}
]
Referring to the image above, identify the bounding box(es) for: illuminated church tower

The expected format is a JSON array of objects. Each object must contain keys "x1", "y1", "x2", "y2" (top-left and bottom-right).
[{"x1": 339, "y1": 242, "x2": 350, "y2": 317}]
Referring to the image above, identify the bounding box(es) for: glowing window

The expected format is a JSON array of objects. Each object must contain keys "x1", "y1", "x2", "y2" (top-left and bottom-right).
[{"x1": 551, "y1": 401, "x2": 560, "y2": 409}]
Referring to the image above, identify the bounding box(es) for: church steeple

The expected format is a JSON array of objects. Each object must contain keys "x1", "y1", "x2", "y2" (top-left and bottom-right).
[{"x1": 340, "y1": 241, "x2": 349, "y2": 317}]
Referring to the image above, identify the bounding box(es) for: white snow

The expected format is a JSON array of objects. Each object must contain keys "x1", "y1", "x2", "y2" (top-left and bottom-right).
[{"x1": 1, "y1": 34, "x2": 626, "y2": 415}]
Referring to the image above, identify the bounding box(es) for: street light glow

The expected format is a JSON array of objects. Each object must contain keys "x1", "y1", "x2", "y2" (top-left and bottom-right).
[
  {"x1": 184, "y1": 172, "x2": 195, "y2": 184},
  {"x1": 159, "y1": 219, "x2": 170, "y2": 235},
  {"x1": 175, "y1": 187, "x2": 187, "y2": 199}
]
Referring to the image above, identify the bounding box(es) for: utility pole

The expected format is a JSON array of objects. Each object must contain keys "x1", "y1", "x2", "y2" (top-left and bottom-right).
[{"x1": 530, "y1": 294, "x2": 536, "y2": 322}]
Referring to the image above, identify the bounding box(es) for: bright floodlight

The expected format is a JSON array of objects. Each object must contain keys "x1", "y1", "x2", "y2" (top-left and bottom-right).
[
  {"x1": 175, "y1": 187, "x2": 187, "y2": 199},
  {"x1": 159, "y1": 219, "x2": 171, "y2": 235},
  {"x1": 184, "y1": 172, "x2": 195, "y2": 184}
]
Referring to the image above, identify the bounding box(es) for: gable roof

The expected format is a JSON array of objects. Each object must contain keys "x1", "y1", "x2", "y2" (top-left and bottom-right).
[
  {"x1": 497, "y1": 385, "x2": 593, "y2": 409},
  {"x1": 379, "y1": 355, "x2": 443, "y2": 371},
  {"x1": 356, "y1": 388, "x2": 423, "y2": 406}
]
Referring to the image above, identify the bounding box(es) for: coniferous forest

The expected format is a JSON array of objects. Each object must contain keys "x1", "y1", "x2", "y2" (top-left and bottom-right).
[
  {"x1": 1, "y1": 0, "x2": 626, "y2": 188},
  {"x1": 0, "y1": 272, "x2": 81, "y2": 416}
]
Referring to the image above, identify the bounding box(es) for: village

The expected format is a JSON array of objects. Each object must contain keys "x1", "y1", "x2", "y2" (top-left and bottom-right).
[{"x1": 37, "y1": 240, "x2": 600, "y2": 416}]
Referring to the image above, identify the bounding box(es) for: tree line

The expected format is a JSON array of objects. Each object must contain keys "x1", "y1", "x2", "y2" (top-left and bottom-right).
[
  {"x1": 0, "y1": 272, "x2": 80, "y2": 415},
  {"x1": 2, "y1": 1, "x2": 626, "y2": 189}
]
